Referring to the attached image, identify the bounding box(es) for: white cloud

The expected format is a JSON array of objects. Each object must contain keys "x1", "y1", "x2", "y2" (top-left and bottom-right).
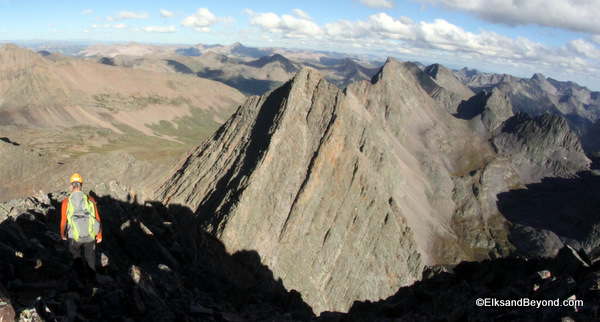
[
  {"x1": 136, "y1": 25, "x2": 178, "y2": 33},
  {"x1": 293, "y1": 9, "x2": 312, "y2": 20},
  {"x1": 412, "y1": 0, "x2": 600, "y2": 34},
  {"x1": 111, "y1": 11, "x2": 149, "y2": 21},
  {"x1": 359, "y1": 0, "x2": 395, "y2": 9},
  {"x1": 592, "y1": 35, "x2": 600, "y2": 45},
  {"x1": 182, "y1": 8, "x2": 233, "y2": 32},
  {"x1": 160, "y1": 9, "x2": 176, "y2": 19},
  {"x1": 245, "y1": 10, "x2": 600, "y2": 88},
  {"x1": 247, "y1": 10, "x2": 321, "y2": 38},
  {"x1": 568, "y1": 39, "x2": 600, "y2": 61},
  {"x1": 81, "y1": 9, "x2": 93, "y2": 15}
]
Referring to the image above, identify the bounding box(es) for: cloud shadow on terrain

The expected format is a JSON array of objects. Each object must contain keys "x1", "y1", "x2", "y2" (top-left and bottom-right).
[
  {"x1": 0, "y1": 190, "x2": 314, "y2": 320},
  {"x1": 196, "y1": 69, "x2": 281, "y2": 96},
  {"x1": 453, "y1": 91, "x2": 487, "y2": 120}
]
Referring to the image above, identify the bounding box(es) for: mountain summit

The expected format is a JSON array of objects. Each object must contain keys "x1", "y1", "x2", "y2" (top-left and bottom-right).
[
  {"x1": 158, "y1": 62, "x2": 433, "y2": 312},
  {"x1": 156, "y1": 58, "x2": 494, "y2": 312},
  {"x1": 157, "y1": 57, "x2": 592, "y2": 313}
]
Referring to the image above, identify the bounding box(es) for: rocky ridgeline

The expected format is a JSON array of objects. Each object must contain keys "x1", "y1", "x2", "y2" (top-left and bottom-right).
[
  {"x1": 0, "y1": 183, "x2": 315, "y2": 321},
  {"x1": 157, "y1": 59, "x2": 447, "y2": 313}
]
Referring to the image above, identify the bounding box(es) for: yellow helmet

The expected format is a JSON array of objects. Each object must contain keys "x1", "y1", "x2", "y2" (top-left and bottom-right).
[{"x1": 70, "y1": 173, "x2": 83, "y2": 184}]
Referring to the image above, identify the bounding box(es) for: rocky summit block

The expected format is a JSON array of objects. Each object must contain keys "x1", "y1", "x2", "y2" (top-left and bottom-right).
[{"x1": 156, "y1": 58, "x2": 499, "y2": 313}]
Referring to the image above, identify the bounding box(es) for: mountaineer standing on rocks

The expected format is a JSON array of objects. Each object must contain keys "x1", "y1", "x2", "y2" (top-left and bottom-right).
[{"x1": 60, "y1": 173, "x2": 102, "y2": 278}]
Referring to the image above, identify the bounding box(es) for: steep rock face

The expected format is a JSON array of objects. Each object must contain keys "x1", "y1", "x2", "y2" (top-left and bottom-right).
[
  {"x1": 157, "y1": 59, "x2": 485, "y2": 313},
  {"x1": 480, "y1": 88, "x2": 514, "y2": 132}
]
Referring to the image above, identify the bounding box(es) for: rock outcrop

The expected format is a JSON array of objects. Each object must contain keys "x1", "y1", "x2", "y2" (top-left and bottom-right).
[
  {"x1": 491, "y1": 112, "x2": 590, "y2": 179},
  {"x1": 455, "y1": 88, "x2": 513, "y2": 132},
  {"x1": 424, "y1": 63, "x2": 474, "y2": 101}
]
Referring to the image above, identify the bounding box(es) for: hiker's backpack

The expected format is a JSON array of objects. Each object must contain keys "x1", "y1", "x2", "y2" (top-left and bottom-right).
[{"x1": 66, "y1": 191, "x2": 101, "y2": 242}]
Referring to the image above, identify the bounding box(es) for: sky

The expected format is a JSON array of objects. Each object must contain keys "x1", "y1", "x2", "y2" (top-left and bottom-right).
[{"x1": 1, "y1": 0, "x2": 599, "y2": 90}]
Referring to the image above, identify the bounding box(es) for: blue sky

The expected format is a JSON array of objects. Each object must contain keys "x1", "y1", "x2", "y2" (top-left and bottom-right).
[{"x1": 1, "y1": 0, "x2": 599, "y2": 90}]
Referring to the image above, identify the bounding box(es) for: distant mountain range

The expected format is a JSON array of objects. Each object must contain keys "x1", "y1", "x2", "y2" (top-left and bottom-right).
[
  {"x1": 72, "y1": 42, "x2": 600, "y2": 153},
  {"x1": 73, "y1": 41, "x2": 383, "y2": 96},
  {"x1": 0, "y1": 43, "x2": 245, "y2": 200},
  {"x1": 453, "y1": 68, "x2": 600, "y2": 153}
]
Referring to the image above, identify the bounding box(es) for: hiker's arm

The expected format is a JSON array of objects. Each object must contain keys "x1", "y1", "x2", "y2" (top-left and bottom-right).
[{"x1": 60, "y1": 199, "x2": 68, "y2": 240}]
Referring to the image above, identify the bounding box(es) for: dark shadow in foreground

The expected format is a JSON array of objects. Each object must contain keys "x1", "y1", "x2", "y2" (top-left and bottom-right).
[{"x1": 0, "y1": 192, "x2": 314, "y2": 321}]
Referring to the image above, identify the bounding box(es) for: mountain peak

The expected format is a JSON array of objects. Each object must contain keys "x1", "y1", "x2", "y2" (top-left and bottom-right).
[
  {"x1": 0, "y1": 43, "x2": 38, "y2": 56},
  {"x1": 0, "y1": 43, "x2": 46, "y2": 72},
  {"x1": 370, "y1": 57, "x2": 404, "y2": 83},
  {"x1": 244, "y1": 54, "x2": 298, "y2": 73},
  {"x1": 531, "y1": 72, "x2": 546, "y2": 81},
  {"x1": 425, "y1": 63, "x2": 474, "y2": 99},
  {"x1": 231, "y1": 41, "x2": 244, "y2": 48}
]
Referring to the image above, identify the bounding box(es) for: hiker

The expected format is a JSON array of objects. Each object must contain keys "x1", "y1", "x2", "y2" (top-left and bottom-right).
[{"x1": 60, "y1": 173, "x2": 102, "y2": 275}]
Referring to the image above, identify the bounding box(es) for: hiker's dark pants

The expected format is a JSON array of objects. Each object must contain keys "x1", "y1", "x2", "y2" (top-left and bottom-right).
[{"x1": 68, "y1": 239, "x2": 96, "y2": 271}]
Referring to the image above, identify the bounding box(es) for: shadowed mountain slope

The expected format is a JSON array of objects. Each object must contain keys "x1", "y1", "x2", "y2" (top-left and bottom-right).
[{"x1": 3, "y1": 179, "x2": 600, "y2": 320}]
